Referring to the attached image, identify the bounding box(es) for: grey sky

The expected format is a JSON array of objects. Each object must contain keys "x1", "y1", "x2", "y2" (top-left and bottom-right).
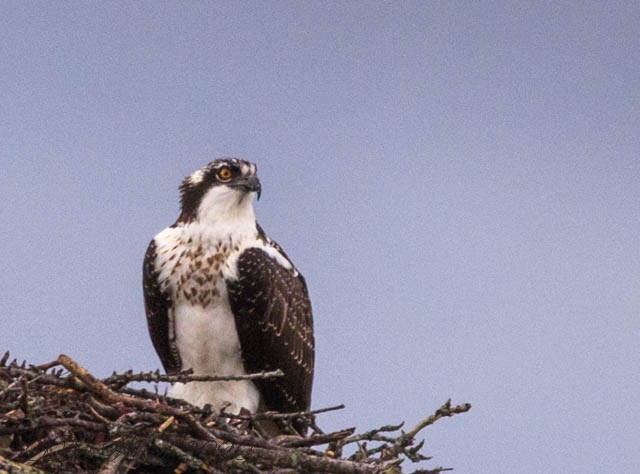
[{"x1": 1, "y1": 2, "x2": 638, "y2": 472}]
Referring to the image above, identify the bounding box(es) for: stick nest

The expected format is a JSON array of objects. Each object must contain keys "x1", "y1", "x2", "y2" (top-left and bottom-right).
[{"x1": 0, "y1": 352, "x2": 470, "y2": 474}]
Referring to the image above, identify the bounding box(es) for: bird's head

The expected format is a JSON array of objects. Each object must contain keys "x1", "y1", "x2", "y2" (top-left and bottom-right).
[{"x1": 177, "y1": 158, "x2": 261, "y2": 225}]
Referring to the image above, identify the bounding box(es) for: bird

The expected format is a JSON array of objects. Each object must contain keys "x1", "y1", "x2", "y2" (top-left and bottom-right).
[{"x1": 142, "y1": 158, "x2": 314, "y2": 430}]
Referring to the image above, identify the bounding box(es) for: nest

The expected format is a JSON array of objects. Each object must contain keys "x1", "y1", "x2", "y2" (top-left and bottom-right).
[{"x1": 0, "y1": 352, "x2": 470, "y2": 473}]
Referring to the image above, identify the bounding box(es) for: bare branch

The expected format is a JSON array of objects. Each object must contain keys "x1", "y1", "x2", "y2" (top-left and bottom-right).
[
  {"x1": 403, "y1": 399, "x2": 472, "y2": 441},
  {"x1": 0, "y1": 352, "x2": 471, "y2": 473},
  {"x1": 102, "y1": 368, "x2": 284, "y2": 387}
]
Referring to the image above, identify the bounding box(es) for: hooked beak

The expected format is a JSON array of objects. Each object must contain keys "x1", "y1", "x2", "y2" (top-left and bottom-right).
[{"x1": 230, "y1": 176, "x2": 261, "y2": 200}]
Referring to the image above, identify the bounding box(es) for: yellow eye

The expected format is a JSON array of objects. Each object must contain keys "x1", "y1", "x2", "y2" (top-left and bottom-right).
[{"x1": 218, "y1": 167, "x2": 233, "y2": 181}]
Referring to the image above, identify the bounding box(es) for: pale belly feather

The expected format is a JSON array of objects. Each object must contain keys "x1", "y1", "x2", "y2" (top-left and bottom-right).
[
  {"x1": 153, "y1": 224, "x2": 261, "y2": 413},
  {"x1": 171, "y1": 301, "x2": 261, "y2": 413}
]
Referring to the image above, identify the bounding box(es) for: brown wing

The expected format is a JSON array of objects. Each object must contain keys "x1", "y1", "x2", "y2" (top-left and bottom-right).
[
  {"x1": 226, "y1": 247, "x2": 314, "y2": 419},
  {"x1": 142, "y1": 239, "x2": 181, "y2": 374}
]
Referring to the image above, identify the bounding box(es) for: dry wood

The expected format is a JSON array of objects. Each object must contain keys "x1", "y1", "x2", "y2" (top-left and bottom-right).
[{"x1": 0, "y1": 352, "x2": 470, "y2": 473}]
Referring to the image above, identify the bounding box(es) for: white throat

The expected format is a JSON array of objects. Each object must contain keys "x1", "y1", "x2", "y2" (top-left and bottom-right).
[{"x1": 195, "y1": 186, "x2": 257, "y2": 238}]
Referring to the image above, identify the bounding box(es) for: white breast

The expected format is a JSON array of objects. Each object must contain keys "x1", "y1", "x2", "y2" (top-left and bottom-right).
[
  {"x1": 152, "y1": 224, "x2": 262, "y2": 413},
  {"x1": 170, "y1": 301, "x2": 261, "y2": 413}
]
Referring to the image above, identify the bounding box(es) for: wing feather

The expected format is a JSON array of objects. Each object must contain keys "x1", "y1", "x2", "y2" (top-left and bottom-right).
[
  {"x1": 142, "y1": 239, "x2": 181, "y2": 374},
  {"x1": 226, "y1": 247, "x2": 314, "y2": 420}
]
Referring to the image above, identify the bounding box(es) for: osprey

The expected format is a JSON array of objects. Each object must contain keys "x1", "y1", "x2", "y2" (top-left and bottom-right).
[{"x1": 143, "y1": 158, "x2": 314, "y2": 428}]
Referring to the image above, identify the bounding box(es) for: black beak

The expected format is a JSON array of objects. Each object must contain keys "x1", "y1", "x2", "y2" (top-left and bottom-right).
[{"x1": 232, "y1": 176, "x2": 261, "y2": 200}]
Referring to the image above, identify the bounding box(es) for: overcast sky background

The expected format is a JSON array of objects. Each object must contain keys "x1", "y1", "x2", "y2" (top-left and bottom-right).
[{"x1": 1, "y1": 2, "x2": 638, "y2": 472}]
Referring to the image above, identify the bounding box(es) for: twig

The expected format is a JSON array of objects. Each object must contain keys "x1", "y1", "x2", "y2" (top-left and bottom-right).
[
  {"x1": 25, "y1": 441, "x2": 88, "y2": 466},
  {"x1": 339, "y1": 422, "x2": 405, "y2": 446},
  {"x1": 97, "y1": 452, "x2": 125, "y2": 474},
  {"x1": 410, "y1": 468, "x2": 453, "y2": 474},
  {"x1": 224, "y1": 403, "x2": 345, "y2": 421},
  {"x1": 403, "y1": 399, "x2": 471, "y2": 441},
  {"x1": 19, "y1": 376, "x2": 29, "y2": 417},
  {"x1": 153, "y1": 438, "x2": 216, "y2": 473},
  {"x1": 56, "y1": 355, "x2": 194, "y2": 420},
  {"x1": 102, "y1": 368, "x2": 284, "y2": 387},
  {"x1": 0, "y1": 456, "x2": 50, "y2": 474},
  {"x1": 0, "y1": 416, "x2": 107, "y2": 435},
  {"x1": 276, "y1": 428, "x2": 355, "y2": 448},
  {"x1": 158, "y1": 416, "x2": 175, "y2": 433},
  {"x1": 1, "y1": 352, "x2": 471, "y2": 473},
  {"x1": 164, "y1": 433, "x2": 380, "y2": 474}
]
